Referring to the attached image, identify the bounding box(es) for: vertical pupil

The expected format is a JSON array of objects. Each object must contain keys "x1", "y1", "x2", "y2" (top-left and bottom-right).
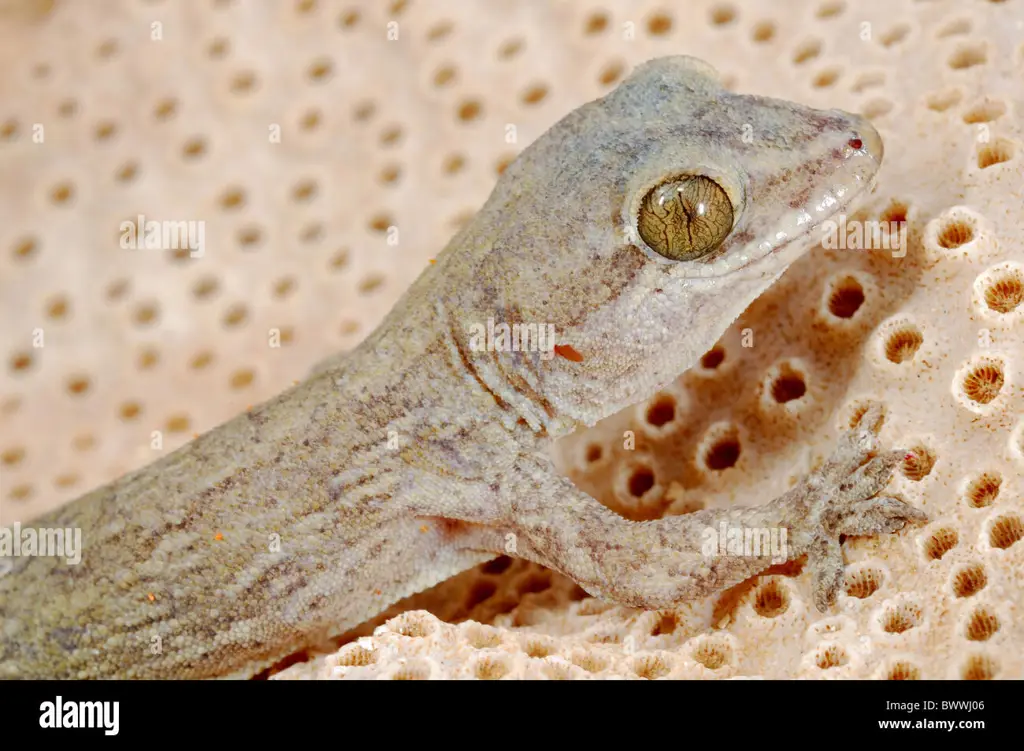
[{"x1": 638, "y1": 175, "x2": 733, "y2": 261}]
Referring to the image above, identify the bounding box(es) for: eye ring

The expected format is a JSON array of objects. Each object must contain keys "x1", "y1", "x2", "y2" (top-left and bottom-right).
[{"x1": 637, "y1": 175, "x2": 734, "y2": 261}]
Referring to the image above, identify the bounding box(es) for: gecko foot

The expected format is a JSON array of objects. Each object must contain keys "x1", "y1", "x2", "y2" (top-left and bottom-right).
[{"x1": 799, "y1": 405, "x2": 928, "y2": 612}]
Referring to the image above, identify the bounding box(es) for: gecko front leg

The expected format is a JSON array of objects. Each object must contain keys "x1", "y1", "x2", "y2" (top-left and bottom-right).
[{"x1": 471, "y1": 406, "x2": 925, "y2": 612}]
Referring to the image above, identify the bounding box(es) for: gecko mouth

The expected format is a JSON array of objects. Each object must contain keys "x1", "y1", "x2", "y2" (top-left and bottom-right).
[{"x1": 734, "y1": 118, "x2": 884, "y2": 278}]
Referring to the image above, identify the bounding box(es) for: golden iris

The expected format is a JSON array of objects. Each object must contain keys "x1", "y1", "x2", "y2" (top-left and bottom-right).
[{"x1": 637, "y1": 175, "x2": 734, "y2": 261}]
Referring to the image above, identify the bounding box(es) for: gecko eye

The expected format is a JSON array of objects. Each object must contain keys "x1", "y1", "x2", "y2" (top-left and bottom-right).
[{"x1": 637, "y1": 175, "x2": 734, "y2": 261}]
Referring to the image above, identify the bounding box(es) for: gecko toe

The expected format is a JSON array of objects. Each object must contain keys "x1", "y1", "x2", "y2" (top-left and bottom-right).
[
  {"x1": 837, "y1": 449, "x2": 902, "y2": 501},
  {"x1": 837, "y1": 495, "x2": 928, "y2": 536},
  {"x1": 818, "y1": 414, "x2": 885, "y2": 483},
  {"x1": 809, "y1": 536, "x2": 844, "y2": 612},
  {"x1": 855, "y1": 403, "x2": 886, "y2": 435}
]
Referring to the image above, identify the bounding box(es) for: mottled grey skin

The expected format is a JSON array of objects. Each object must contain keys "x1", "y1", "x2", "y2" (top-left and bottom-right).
[{"x1": 0, "y1": 57, "x2": 925, "y2": 679}]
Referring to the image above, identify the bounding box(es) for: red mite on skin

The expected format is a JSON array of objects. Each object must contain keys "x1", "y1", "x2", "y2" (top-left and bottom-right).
[{"x1": 849, "y1": 137, "x2": 863, "y2": 150}]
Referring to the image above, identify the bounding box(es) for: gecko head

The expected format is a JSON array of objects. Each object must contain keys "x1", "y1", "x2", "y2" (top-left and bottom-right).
[{"x1": 443, "y1": 55, "x2": 883, "y2": 430}]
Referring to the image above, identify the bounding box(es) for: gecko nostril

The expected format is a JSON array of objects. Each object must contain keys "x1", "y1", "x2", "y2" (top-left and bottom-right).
[{"x1": 845, "y1": 117, "x2": 883, "y2": 161}]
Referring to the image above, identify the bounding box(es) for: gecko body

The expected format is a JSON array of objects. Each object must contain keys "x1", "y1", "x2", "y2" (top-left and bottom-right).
[{"x1": 0, "y1": 57, "x2": 925, "y2": 678}]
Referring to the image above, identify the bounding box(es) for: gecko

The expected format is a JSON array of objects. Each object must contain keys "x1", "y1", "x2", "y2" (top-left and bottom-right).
[{"x1": 0, "y1": 56, "x2": 926, "y2": 679}]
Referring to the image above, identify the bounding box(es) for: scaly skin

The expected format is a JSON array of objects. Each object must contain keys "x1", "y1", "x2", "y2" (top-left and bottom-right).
[{"x1": 0, "y1": 57, "x2": 925, "y2": 678}]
